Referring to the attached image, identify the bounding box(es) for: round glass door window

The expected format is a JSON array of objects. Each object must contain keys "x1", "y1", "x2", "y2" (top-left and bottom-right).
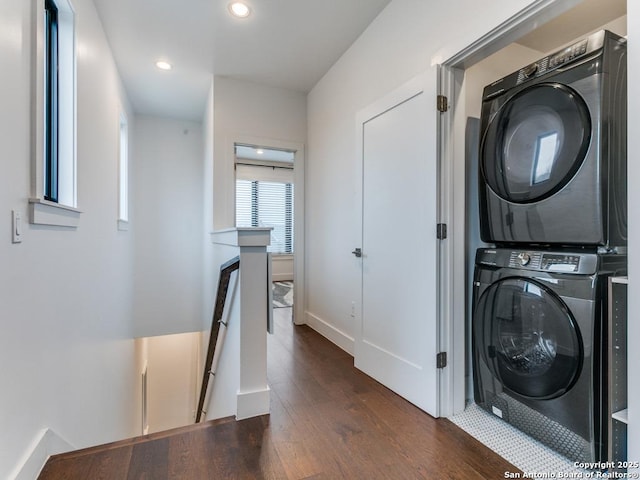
[
  {"x1": 474, "y1": 277, "x2": 583, "y2": 399},
  {"x1": 481, "y1": 83, "x2": 591, "y2": 203}
]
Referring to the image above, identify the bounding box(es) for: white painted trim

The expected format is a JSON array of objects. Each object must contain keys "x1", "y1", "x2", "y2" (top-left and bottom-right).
[
  {"x1": 10, "y1": 428, "x2": 74, "y2": 480},
  {"x1": 292, "y1": 145, "x2": 305, "y2": 327},
  {"x1": 211, "y1": 227, "x2": 272, "y2": 247},
  {"x1": 432, "y1": 0, "x2": 583, "y2": 69},
  {"x1": 31, "y1": 0, "x2": 78, "y2": 209},
  {"x1": 356, "y1": 73, "x2": 428, "y2": 128},
  {"x1": 29, "y1": 198, "x2": 81, "y2": 227},
  {"x1": 436, "y1": 0, "x2": 589, "y2": 419},
  {"x1": 305, "y1": 311, "x2": 355, "y2": 356},
  {"x1": 236, "y1": 387, "x2": 270, "y2": 420}
]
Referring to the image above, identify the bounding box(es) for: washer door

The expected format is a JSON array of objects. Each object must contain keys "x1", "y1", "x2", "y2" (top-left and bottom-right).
[
  {"x1": 481, "y1": 83, "x2": 591, "y2": 204},
  {"x1": 474, "y1": 277, "x2": 583, "y2": 399}
]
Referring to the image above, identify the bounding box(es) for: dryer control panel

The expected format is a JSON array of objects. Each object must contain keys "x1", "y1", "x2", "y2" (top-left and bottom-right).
[{"x1": 482, "y1": 30, "x2": 624, "y2": 100}]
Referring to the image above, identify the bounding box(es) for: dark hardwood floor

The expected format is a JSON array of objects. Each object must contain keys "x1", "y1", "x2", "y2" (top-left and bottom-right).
[{"x1": 39, "y1": 308, "x2": 520, "y2": 479}]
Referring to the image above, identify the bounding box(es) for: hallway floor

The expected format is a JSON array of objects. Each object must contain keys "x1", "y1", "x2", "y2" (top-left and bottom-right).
[{"x1": 39, "y1": 307, "x2": 519, "y2": 479}]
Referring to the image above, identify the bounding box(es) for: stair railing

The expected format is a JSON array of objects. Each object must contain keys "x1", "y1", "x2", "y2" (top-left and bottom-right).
[{"x1": 195, "y1": 256, "x2": 240, "y2": 423}]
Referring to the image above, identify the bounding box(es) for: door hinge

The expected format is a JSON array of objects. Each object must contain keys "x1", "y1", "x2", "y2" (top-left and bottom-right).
[
  {"x1": 437, "y1": 223, "x2": 447, "y2": 240},
  {"x1": 437, "y1": 352, "x2": 447, "y2": 369},
  {"x1": 437, "y1": 95, "x2": 448, "y2": 112}
]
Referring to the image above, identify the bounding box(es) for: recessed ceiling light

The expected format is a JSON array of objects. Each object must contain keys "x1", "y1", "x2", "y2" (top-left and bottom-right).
[
  {"x1": 155, "y1": 60, "x2": 172, "y2": 71},
  {"x1": 229, "y1": 2, "x2": 251, "y2": 18}
]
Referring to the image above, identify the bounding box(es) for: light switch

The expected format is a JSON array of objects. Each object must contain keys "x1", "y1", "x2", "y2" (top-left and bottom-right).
[{"x1": 12, "y1": 210, "x2": 22, "y2": 244}]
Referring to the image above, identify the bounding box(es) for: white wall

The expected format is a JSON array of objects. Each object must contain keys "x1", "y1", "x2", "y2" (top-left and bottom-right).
[
  {"x1": 146, "y1": 332, "x2": 201, "y2": 433},
  {"x1": 203, "y1": 81, "x2": 216, "y2": 332},
  {"x1": 305, "y1": 0, "x2": 539, "y2": 347},
  {"x1": 272, "y1": 255, "x2": 294, "y2": 282},
  {"x1": 0, "y1": 0, "x2": 138, "y2": 476},
  {"x1": 132, "y1": 116, "x2": 205, "y2": 338},
  {"x1": 212, "y1": 77, "x2": 307, "y2": 230}
]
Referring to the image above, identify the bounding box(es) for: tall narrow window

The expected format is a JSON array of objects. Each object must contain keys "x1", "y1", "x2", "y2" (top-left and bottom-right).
[
  {"x1": 44, "y1": 0, "x2": 59, "y2": 202},
  {"x1": 31, "y1": 0, "x2": 77, "y2": 226},
  {"x1": 118, "y1": 111, "x2": 129, "y2": 226}
]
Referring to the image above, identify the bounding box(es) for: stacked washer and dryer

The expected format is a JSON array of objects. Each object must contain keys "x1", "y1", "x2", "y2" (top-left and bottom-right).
[{"x1": 472, "y1": 30, "x2": 627, "y2": 463}]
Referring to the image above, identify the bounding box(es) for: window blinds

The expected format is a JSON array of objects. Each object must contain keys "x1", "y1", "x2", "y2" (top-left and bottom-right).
[{"x1": 235, "y1": 164, "x2": 294, "y2": 254}]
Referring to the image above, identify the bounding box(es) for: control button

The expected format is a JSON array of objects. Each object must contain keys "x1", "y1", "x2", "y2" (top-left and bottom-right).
[{"x1": 517, "y1": 252, "x2": 531, "y2": 266}]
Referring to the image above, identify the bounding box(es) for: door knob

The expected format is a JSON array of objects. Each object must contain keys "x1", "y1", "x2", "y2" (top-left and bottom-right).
[{"x1": 352, "y1": 248, "x2": 362, "y2": 258}]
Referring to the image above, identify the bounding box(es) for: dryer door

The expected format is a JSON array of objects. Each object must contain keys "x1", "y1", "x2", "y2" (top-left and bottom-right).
[
  {"x1": 481, "y1": 83, "x2": 591, "y2": 204},
  {"x1": 474, "y1": 277, "x2": 583, "y2": 400}
]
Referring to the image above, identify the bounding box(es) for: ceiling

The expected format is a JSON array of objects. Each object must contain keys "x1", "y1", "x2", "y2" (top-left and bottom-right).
[
  {"x1": 92, "y1": 0, "x2": 626, "y2": 122},
  {"x1": 92, "y1": 0, "x2": 391, "y2": 121}
]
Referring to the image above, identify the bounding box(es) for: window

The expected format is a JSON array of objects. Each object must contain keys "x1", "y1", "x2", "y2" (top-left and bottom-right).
[
  {"x1": 44, "y1": 0, "x2": 59, "y2": 202},
  {"x1": 234, "y1": 146, "x2": 295, "y2": 254},
  {"x1": 236, "y1": 179, "x2": 294, "y2": 253},
  {"x1": 118, "y1": 111, "x2": 129, "y2": 227},
  {"x1": 31, "y1": 0, "x2": 78, "y2": 226}
]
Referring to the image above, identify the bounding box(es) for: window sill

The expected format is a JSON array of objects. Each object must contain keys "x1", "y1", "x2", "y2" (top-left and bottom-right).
[{"x1": 29, "y1": 198, "x2": 81, "y2": 228}]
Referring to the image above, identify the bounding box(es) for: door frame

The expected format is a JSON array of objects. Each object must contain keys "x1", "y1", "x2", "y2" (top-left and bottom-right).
[
  {"x1": 436, "y1": 0, "x2": 585, "y2": 417},
  {"x1": 228, "y1": 134, "x2": 306, "y2": 326}
]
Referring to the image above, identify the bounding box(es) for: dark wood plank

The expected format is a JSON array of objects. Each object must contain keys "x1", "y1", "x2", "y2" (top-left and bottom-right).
[
  {"x1": 89, "y1": 447, "x2": 133, "y2": 480},
  {"x1": 126, "y1": 438, "x2": 169, "y2": 480},
  {"x1": 40, "y1": 308, "x2": 520, "y2": 479},
  {"x1": 166, "y1": 429, "x2": 210, "y2": 479},
  {"x1": 38, "y1": 455, "x2": 93, "y2": 480}
]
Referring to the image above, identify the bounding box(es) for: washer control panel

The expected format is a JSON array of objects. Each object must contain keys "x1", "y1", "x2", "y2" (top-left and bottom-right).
[
  {"x1": 508, "y1": 251, "x2": 542, "y2": 269},
  {"x1": 477, "y1": 248, "x2": 603, "y2": 276},
  {"x1": 507, "y1": 251, "x2": 581, "y2": 272}
]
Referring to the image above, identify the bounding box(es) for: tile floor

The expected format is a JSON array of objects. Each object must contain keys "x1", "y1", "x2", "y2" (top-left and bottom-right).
[{"x1": 450, "y1": 403, "x2": 590, "y2": 476}]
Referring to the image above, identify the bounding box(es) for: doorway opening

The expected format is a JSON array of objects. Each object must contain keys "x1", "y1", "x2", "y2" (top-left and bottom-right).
[
  {"x1": 439, "y1": 0, "x2": 626, "y2": 417},
  {"x1": 232, "y1": 141, "x2": 305, "y2": 323},
  {"x1": 438, "y1": 0, "x2": 627, "y2": 471},
  {"x1": 134, "y1": 331, "x2": 203, "y2": 435}
]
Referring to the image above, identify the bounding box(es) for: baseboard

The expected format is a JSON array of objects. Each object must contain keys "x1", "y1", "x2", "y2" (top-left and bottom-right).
[
  {"x1": 305, "y1": 311, "x2": 355, "y2": 356},
  {"x1": 11, "y1": 428, "x2": 74, "y2": 480},
  {"x1": 236, "y1": 387, "x2": 270, "y2": 421}
]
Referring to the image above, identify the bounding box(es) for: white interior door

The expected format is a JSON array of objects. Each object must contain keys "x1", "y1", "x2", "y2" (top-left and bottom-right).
[{"x1": 355, "y1": 74, "x2": 439, "y2": 416}]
